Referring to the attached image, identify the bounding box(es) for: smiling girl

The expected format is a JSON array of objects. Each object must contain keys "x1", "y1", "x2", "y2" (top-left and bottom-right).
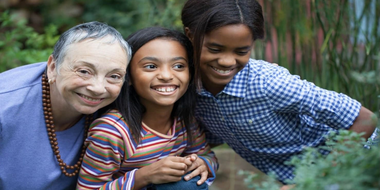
[{"x1": 77, "y1": 27, "x2": 217, "y2": 190}]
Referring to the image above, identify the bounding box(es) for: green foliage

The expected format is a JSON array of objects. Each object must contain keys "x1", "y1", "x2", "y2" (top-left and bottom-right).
[
  {"x1": 239, "y1": 129, "x2": 380, "y2": 190},
  {"x1": 0, "y1": 11, "x2": 59, "y2": 72},
  {"x1": 255, "y1": 0, "x2": 380, "y2": 111},
  {"x1": 37, "y1": 0, "x2": 185, "y2": 38}
]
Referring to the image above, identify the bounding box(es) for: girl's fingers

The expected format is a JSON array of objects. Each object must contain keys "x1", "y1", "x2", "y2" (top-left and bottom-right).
[{"x1": 197, "y1": 171, "x2": 208, "y2": 185}]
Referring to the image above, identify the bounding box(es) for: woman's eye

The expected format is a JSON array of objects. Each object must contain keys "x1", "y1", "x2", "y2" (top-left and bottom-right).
[
  {"x1": 107, "y1": 74, "x2": 124, "y2": 83},
  {"x1": 75, "y1": 69, "x2": 92, "y2": 79}
]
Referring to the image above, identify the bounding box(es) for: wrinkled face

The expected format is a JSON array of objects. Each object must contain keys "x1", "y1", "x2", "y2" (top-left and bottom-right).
[
  {"x1": 130, "y1": 38, "x2": 190, "y2": 109},
  {"x1": 200, "y1": 24, "x2": 253, "y2": 95},
  {"x1": 47, "y1": 36, "x2": 128, "y2": 115}
]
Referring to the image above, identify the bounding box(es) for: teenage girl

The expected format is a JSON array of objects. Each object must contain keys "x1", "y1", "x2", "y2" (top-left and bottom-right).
[
  {"x1": 77, "y1": 27, "x2": 217, "y2": 190},
  {"x1": 181, "y1": 0, "x2": 377, "y2": 187}
]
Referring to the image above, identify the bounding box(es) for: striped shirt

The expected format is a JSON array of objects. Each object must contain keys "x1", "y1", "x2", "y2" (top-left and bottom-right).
[
  {"x1": 77, "y1": 110, "x2": 218, "y2": 190},
  {"x1": 196, "y1": 58, "x2": 361, "y2": 184}
]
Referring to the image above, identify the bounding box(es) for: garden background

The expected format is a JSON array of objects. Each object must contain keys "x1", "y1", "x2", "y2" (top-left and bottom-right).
[{"x1": 1, "y1": 0, "x2": 379, "y2": 189}]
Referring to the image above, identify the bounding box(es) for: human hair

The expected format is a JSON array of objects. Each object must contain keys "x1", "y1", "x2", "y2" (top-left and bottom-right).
[
  {"x1": 52, "y1": 21, "x2": 132, "y2": 71},
  {"x1": 112, "y1": 26, "x2": 195, "y2": 143},
  {"x1": 181, "y1": 0, "x2": 264, "y2": 82}
]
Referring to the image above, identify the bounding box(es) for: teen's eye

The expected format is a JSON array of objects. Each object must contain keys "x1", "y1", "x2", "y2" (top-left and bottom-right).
[
  {"x1": 207, "y1": 47, "x2": 220, "y2": 53},
  {"x1": 236, "y1": 51, "x2": 249, "y2": 56}
]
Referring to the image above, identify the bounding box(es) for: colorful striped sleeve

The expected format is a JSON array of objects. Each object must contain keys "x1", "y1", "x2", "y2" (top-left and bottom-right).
[
  {"x1": 77, "y1": 111, "x2": 139, "y2": 190},
  {"x1": 182, "y1": 122, "x2": 219, "y2": 185}
]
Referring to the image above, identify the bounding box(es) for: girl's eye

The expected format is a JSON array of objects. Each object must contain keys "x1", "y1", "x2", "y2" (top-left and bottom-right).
[
  {"x1": 143, "y1": 64, "x2": 157, "y2": 69},
  {"x1": 173, "y1": 64, "x2": 186, "y2": 69}
]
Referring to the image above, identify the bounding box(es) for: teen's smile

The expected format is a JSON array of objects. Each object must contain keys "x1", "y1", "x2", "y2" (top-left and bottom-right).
[
  {"x1": 199, "y1": 24, "x2": 253, "y2": 95},
  {"x1": 210, "y1": 66, "x2": 235, "y2": 75}
]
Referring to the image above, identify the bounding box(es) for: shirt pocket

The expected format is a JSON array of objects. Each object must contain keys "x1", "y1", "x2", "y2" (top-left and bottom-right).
[{"x1": 230, "y1": 111, "x2": 300, "y2": 147}]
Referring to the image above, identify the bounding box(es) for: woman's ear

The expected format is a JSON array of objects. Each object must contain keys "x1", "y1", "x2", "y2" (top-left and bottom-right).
[
  {"x1": 46, "y1": 55, "x2": 57, "y2": 83},
  {"x1": 184, "y1": 27, "x2": 193, "y2": 42}
]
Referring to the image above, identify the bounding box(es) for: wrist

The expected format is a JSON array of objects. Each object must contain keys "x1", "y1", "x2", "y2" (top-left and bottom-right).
[{"x1": 134, "y1": 167, "x2": 151, "y2": 188}]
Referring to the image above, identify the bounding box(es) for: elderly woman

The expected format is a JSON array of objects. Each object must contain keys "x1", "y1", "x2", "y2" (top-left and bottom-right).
[{"x1": 0, "y1": 21, "x2": 132, "y2": 189}]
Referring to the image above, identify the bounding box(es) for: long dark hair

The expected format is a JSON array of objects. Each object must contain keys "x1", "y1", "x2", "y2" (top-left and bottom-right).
[
  {"x1": 181, "y1": 0, "x2": 264, "y2": 85},
  {"x1": 111, "y1": 26, "x2": 195, "y2": 143}
]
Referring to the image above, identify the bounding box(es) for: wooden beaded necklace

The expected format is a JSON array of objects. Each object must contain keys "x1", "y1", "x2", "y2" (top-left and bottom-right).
[{"x1": 42, "y1": 74, "x2": 92, "y2": 177}]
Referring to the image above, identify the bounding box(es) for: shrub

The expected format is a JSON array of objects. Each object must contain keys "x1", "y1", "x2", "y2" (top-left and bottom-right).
[
  {"x1": 0, "y1": 11, "x2": 59, "y2": 73},
  {"x1": 239, "y1": 124, "x2": 380, "y2": 190}
]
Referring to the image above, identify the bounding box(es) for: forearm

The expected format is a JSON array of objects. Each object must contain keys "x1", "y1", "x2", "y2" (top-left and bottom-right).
[
  {"x1": 134, "y1": 167, "x2": 151, "y2": 190},
  {"x1": 348, "y1": 106, "x2": 377, "y2": 139}
]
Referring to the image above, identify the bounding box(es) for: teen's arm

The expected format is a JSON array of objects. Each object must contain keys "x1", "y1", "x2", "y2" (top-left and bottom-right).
[
  {"x1": 348, "y1": 106, "x2": 377, "y2": 139},
  {"x1": 265, "y1": 65, "x2": 376, "y2": 139}
]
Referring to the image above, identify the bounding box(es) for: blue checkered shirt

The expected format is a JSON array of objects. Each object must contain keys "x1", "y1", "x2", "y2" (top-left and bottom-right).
[{"x1": 195, "y1": 59, "x2": 361, "y2": 184}]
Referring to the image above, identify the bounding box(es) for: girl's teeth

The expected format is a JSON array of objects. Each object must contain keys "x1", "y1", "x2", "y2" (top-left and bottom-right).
[{"x1": 156, "y1": 87, "x2": 175, "y2": 92}]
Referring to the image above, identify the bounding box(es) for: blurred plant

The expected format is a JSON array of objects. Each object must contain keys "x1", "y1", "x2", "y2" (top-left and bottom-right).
[
  {"x1": 239, "y1": 128, "x2": 380, "y2": 190},
  {"x1": 254, "y1": 0, "x2": 380, "y2": 111},
  {"x1": 41, "y1": 0, "x2": 186, "y2": 37},
  {"x1": 0, "y1": 11, "x2": 59, "y2": 72}
]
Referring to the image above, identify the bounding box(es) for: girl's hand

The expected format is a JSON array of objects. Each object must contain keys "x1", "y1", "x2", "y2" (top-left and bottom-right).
[
  {"x1": 183, "y1": 154, "x2": 210, "y2": 185},
  {"x1": 135, "y1": 156, "x2": 192, "y2": 186}
]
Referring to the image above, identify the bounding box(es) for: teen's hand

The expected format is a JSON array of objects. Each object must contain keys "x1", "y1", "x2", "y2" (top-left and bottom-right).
[
  {"x1": 280, "y1": 184, "x2": 295, "y2": 190},
  {"x1": 183, "y1": 154, "x2": 210, "y2": 185}
]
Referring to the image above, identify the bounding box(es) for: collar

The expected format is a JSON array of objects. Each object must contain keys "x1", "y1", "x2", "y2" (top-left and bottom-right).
[{"x1": 198, "y1": 59, "x2": 258, "y2": 98}]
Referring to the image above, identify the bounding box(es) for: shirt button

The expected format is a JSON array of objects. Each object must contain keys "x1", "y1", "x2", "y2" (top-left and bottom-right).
[
  {"x1": 221, "y1": 117, "x2": 224, "y2": 121},
  {"x1": 248, "y1": 119, "x2": 253, "y2": 124}
]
